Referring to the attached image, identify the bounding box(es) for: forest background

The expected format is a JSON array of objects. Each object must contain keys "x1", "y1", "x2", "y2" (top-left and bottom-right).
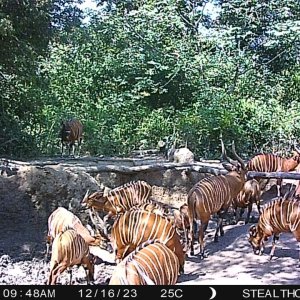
[{"x1": 1, "y1": 0, "x2": 299, "y2": 160}]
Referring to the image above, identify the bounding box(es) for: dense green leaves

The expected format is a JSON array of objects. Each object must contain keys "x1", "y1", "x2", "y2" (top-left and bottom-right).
[{"x1": 1, "y1": 0, "x2": 299, "y2": 159}]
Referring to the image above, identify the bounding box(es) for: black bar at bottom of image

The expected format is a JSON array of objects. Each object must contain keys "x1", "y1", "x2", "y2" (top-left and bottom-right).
[{"x1": 0, "y1": 285, "x2": 300, "y2": 300}]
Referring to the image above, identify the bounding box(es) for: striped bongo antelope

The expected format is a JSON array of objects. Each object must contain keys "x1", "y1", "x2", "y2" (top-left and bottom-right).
[
  {"x1": 109, "y1": 240, "x2": 179, "y2": 285},
  {"x1": 60, "y1": 118, "x2": 83, "y2": 156},
  {"x1": 130, "y1": 201, "x2": 189, "y2": 231},
  {"x1": 248, "y1": 195, "x2": 300, "y2": 263},
  {"x1": 247, "y1": 148, "x2": 300, "y2": 197},
  {"x1": 46, "y1": 207, "x2": 109, "y2": 260},
  {"x1": 47, "y1": 228, "x2": 95, "y2": 285},
  {"x1": 130, "y1": 202, "x2": 190, "y2": 246},
  {"x1": 111, "y1": 209, "x2": 185, "y2": 274},
  {"x1": 233, "y1": 179, "x2": 262, "y2": 224},
  {"x1": 173, "y1": 203, "x2": 190, "y2": 246},
  {"x1": 286, "y1": 163, "x2": 300, "y2": 199},
  {"x1": 81, "y1": 180, "x2": 152, "y2": 234},
  {"x1": 187, "y1": 140, "x2": 247, "y2": 258}
]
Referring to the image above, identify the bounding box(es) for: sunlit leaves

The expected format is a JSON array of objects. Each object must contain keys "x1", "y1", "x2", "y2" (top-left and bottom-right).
[{"x1": 1, "y1": 0, "x2": 299, "y2": 159}]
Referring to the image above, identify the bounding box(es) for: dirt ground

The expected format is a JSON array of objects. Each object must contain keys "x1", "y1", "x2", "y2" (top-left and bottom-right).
[{"x1": 0, "y1": 158, "x2": 300, "y2": 286}]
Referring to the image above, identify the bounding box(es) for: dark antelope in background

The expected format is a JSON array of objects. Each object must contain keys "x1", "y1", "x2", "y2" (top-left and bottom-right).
[
  {"x1": 60, "y1": 118, "x2": 83, "y2": 157},
  {"x1": 187, "y1": 139, "x2": 247, "y2": 258},
  {"x1": 247, "y1": 147, "x2": 300, "y2": 197},
  {"x1": 233, "y1": 178, "x2": 261, "y2": 224},
  {"x1": 248, "y1": 194, "x2": 300, "y2": 264}
]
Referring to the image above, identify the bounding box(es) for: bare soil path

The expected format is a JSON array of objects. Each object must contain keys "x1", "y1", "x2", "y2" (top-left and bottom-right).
[{"x1": 0, "y1": 157, "x2": 299, "y2": 286}]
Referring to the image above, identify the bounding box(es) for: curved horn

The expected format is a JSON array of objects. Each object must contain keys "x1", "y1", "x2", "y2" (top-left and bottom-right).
[
  {"x1": 89, "y1": 207, "x2": 105, "y2": 231},
  {"x1": 283, "y1": 188, "x2": 295, "y2": 201},
  {"x1": 81, "y1": 189, "x2": 90, "y2": 205},
  {"x1": 220, "y1": 138, "x2": 238, "y2": 166},
  {"x1": 231, "y1": 141, "x2": 246, "y2": 169}
]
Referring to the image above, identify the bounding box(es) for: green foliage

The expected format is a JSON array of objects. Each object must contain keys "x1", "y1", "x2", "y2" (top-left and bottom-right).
[
  {"x1": 0, "y1": 0, "x2": 83, "y2": 157},
  {"x1": 1, "y1": 0, "x2": 299, "y2": 160}
]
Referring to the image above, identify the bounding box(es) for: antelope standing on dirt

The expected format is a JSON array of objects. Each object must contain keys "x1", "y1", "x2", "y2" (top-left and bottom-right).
[
  {"x1": 81, "y1": 180, "x2": 152, "y2": 234},
  {"x1": 109, "y1": 240, "x2": 180, "y2": 285},
  {"x1": 46, "y1": 207, "x2": 109, "y2": 259},
  {"x1": 187, "y1": 140, "x2": 247, "y2": 258},
  {"x1": 247, "y1": 148, "x2": 300, "y2": 197},
  {"x1": 287, "y1": 163, "x2": 300, "y2": 199},
  {"x1": 166, "y1": 203, "x2": 190, "y2": 245},
  {"x1": 248, "y1": 194, "x2": 300, "y2": 264},
  {"x1": 60, "y1": 118, "x2": 83, "y2": 157},
  {"x1": 47, "y1": 228, "x2": 95, "y2": 285},
  {"x1": 111, "y1": 209, "x2": 185, "y2": 274},
  {"x1": 130, "y1": 201, "x2": 190, "y2": 239},
  {"x1": 169, "y1": 203, "x2": 190, "y2": 232},
  {"x1": 233, "y1": 179, "x2": 261, "y2": 224}
]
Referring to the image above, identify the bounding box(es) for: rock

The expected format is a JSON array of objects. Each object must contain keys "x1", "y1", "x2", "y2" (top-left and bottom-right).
[
  {"x1": 173, "y1": 148, "x2": 194, "y2": 163},
  {"x1": 0, "y1": 255, "x2": 11, "y2": 267},
  {"x1": 15, "y1": 166, "x2": 102, "y2": 221}
]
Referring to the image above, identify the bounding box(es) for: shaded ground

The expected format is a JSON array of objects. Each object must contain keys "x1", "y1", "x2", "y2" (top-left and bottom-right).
[
  {"x1": 0, "y1": 175, "x2": 115, "y2": 285},
  {"x1": 180, "y1": 221, "x2": 300, "y2": 285},
  {"x1": 179, "y1": 183, "x2": 300, "y2": 285},
  {"x1": 0, "y1": 160, "x2": 300, "y2": 286}
]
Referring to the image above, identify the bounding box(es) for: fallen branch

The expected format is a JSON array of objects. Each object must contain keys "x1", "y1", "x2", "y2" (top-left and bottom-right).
[
  {"x1": 247, "y1": 171, "x2": 300, "y2": 180},
  {"x1": 4, "y1": 156, "x2": 300, "y2": 180},
  {"x1": 65, "y1": 162, "x2": 227, "y2": 175}
]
